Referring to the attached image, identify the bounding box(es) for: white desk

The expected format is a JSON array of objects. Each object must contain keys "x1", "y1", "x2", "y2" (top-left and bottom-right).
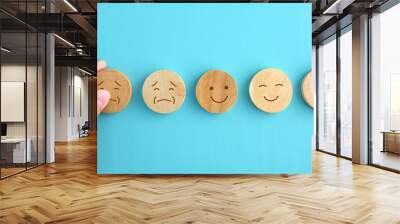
[{"x1": 1, "y1": 138, "x2": 31, "y2": 163}]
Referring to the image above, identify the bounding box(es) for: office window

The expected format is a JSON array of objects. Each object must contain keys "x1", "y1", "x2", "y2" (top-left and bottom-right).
[
  {"x1": 371, "y1": 3, "x2": 400, "y2": 171},
  {"x1": 339, "y1": 28, "x2": 352, "y2": 158},
  {"x1": 317, "y1": 36, "x2": 337, "y2": 154}
]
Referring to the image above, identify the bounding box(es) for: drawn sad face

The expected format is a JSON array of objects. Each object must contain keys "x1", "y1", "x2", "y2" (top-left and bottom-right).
[
  {"x1": 249, "y1": 68, "x2": 293, "y2": 113},
  {"x1": 196, "y1": 70, "x2": 238, "y2": 113},
  {"x1": 142, "y1": 70, "x2": 186, "y2": 114},
  {"x1": 97, "y1": 69, "x2": 132, "y2": 113}
]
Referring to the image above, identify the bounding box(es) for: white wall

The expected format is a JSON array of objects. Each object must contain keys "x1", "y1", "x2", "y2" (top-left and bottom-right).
[
  {"x1": 54, "y1": 67, "x2": 89, "y2": 141},
  {"x1": 72, "y1": 73, "x2": 89, "y2": 138},
  {"x1": 55, "y1": 67, "x2": 70, "y2": 141},
  {"x1": 1, "y1": 65, "x2": 37, "y2": 138}
]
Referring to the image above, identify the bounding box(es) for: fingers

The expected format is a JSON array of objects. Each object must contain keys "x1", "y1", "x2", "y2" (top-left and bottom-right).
[
  {"x1": 97, "y1": 89, "x2": 110, "y2": 115},
  {"x1": 97, "y1": 60, "x2": 107, "y2": 72},
  {"x1": 97, "y1": 60, "x2": 108, "y2": 115}
]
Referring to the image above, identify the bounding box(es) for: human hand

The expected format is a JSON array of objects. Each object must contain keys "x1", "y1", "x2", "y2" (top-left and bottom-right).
[{"x1": 97, "y1": 60, "x2": 110, "y2": 115}]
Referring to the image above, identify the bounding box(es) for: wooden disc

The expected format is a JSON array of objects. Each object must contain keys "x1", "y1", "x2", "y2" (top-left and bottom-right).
[
  {"x1": 301, "y1": 72, "x2": 314, "y2": 108},
  {"x1": 249, "y1": 68, "x2": 293, "y2": 113},
  {"x1": 142, "y1": 70, "x2": 186, "y2": 114},
  {"x1": 196, "y1": 70, "x2": 237, "y2": 114},
  {"x1": 97, "y1": 69, "x2": 132, "y2": 113}
]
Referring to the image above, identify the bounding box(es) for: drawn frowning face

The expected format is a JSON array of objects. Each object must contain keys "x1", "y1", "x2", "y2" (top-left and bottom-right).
[
  {"x1": 249, "y1": 68, "x2": 293, "y2": 113},
  {"x1": 97, "y1": 69, "x2": 132, "y2": 113},
  {"x1": 196, "y1": 70, "x2": 238, "y2": 114},
  {"x1": 142, "y1": 70, "x2": 186, "y2": 114}
]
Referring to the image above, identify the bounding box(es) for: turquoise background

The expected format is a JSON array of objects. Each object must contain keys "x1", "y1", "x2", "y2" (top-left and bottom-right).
[{"x1": 98, "y1": 3, "x2": 312, "y2": 174}]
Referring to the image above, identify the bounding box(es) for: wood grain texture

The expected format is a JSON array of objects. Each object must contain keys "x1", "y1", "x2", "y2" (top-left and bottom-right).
[
  {"x1": 97, "y1": 69, "x2": 132, "y2": 113},
  {"x1": 1, "y1": 135, "x2": 400, "y2": 223},
  {"x1": 142, "y1": 70, "x2": 186, "y2": 114},
  {"x1": 196, "y1": 70, "x2": 237, "y2": 114},
  {"x1": 249, "y1": 68, "x2": 293, "y2": 113},
  {"x1": 301, "y1": 72, "x2": 314, "y2": 108}
]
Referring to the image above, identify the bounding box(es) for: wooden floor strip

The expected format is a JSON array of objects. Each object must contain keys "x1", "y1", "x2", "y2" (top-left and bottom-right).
[{"x1": 1, "y1": 135, "x2": 400, "y2": 223}]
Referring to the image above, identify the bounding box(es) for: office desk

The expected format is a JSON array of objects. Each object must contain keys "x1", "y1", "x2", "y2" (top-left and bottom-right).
[
  {"x1": 382, "y1": 131, "x2": 400, "y2": 154},
  {"x1": 1, "y1": 138, "x2": 31, "y2": 163}
]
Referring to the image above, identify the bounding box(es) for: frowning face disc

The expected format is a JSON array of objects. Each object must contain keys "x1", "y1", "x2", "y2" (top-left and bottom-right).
[
  {"x1": 142, "y1": 70, "x2": 186, "y2": 114},
  {"x1": 98, "y1": 69, "x2": 132, "y2": 113}
]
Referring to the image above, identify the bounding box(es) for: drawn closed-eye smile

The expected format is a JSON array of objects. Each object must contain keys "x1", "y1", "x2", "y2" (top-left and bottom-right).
[
  {"x1": 210, "y1": 95, "x2": 228, "y2": 104},
  {"x1": 263, "y1": 96, "x2": 279, "y2": 102}
]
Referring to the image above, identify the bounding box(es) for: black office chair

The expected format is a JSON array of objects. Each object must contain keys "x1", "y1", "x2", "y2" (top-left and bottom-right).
[{"x1": 78, "y1": 121, "x2": 90, "y2": 138}]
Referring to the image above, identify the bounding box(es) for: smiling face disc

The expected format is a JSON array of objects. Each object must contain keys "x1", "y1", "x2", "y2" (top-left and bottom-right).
[
  {"x1": 249, "y1": 68, "x2": 293, "y2": 113},
  {"x1": 97, "y1": 69, "x2": 132, "y2": 113},
  {"x1": 301, "y1": 72, "x2": 314, "y2": 108},
  {"x1": 196, "y1": 70, "x2": 238, "y2": 114},
  {"x1": 142, "y1": 70, "x2": 186, "y2": 114}
]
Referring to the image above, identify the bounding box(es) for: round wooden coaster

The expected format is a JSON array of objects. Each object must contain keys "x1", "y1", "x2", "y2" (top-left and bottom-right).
[
  {"x1": 196, "y1": 70, "x2": 237, "y2": 114},
  {"x1": 142, "y1": 70, "x2": 186, "y2": 114},
  {"x1": 249, "y1": 68, "x2": 293, "y2": 113},
  {"x1": 97, "y1": 69, "x2": 132, "y2": 113},
  {"x1": 302, "y1": 72, "x2": 314, "y2": 108}
]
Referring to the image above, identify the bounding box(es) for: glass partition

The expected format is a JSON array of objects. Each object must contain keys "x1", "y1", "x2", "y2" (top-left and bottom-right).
[
  {"x1": 27, "y1": 30, "x2": 37, "y2": 169},
  {"x1": 0, "y1": 1, "x2": 46, "y2": 179},
  {"x1": 1, "y1": 31, "x2": 28, "y2": 177},
  {"x1": 38, "y1": 32, "x2": 45, "y2": 165}
]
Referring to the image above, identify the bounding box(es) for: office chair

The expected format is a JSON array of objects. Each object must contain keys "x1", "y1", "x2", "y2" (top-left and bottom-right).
[{"x1": 78, "y1": 121, "x2": 90, "y2": 138}]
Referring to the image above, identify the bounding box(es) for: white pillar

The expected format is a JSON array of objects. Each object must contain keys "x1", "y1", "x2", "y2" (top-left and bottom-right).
[
  {"x1": 352, "y1": 14, "x2": 369, "y2": 164},
  {"x1": 46, "y1": 32, "x2": 55, "y2": 163}
]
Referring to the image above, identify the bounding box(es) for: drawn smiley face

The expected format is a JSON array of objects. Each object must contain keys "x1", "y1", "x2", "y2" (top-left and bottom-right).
[
  {"x1": 196, "y1": 70, "x2": 238, "y2": 114},
  {"x1": 97, "y1": 69, "x2": 132, "y2": 113},
  {"x1": 142, "y1": 70, "x2": 186, "y2": 114},
  {"x1": 249, "y1": 68, "x2": 293, "y2": 113}
]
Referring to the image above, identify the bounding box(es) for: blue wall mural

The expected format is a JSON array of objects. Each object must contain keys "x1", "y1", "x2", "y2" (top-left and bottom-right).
[{"x1": 98, "y1": 3, "x2": 312, "y2": 174}]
